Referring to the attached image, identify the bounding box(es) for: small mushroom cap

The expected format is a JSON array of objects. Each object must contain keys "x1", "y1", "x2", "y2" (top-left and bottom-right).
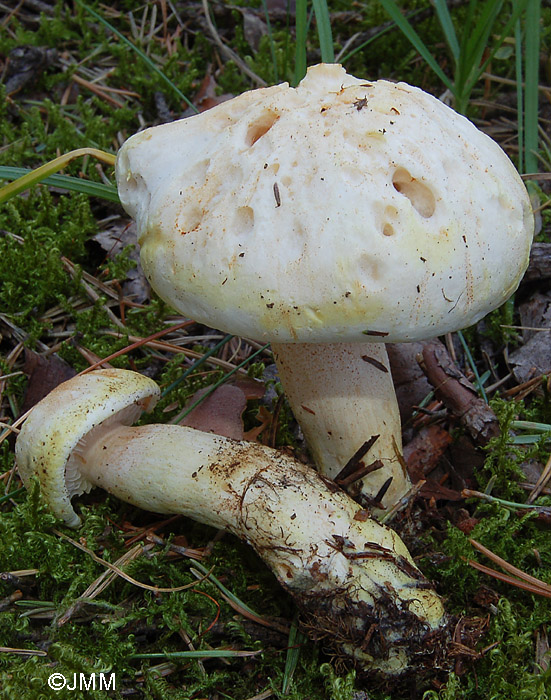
[
  {"x1": 116, "y1": 63, "x2": 534, "y2": 343},
  {"x1": 15, "y1": 369, "x2": 160, "y2": 527}
]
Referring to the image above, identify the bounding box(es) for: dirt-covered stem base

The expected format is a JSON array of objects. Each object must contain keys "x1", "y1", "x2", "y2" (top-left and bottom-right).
[{"x1": 81, "y1": 423, "x2": 449, "y2": 678}]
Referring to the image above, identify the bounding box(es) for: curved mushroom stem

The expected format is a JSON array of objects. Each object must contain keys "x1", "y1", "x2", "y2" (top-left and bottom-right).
[
  {"x1": 272, "y1": 342, "x2": 410, "y2": 512},
  {"x1": 77, "y1": 421, "x2": 448, "y2": 678}
]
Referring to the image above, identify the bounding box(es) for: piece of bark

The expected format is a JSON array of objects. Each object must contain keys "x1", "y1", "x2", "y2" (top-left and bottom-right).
[
  {"x1": 404, "y1": 424, "x2": 453, "y2": 483},
  {"x1": 4, "y1": 45, "x2": 57, "y2": 95},
  {"x1": 403, "y1": 424, "x2": 461, "y2": 502},
  {"x1": 521, "y1": 242, "x2": 551, "y2": 284},
  {"x1": 517, "y1": 291, "x2": 551, "y2": 342},
  {"x1": 508, "y1": 291, "x2": 551, "y2": 383},
  {"x1": 387, "y1": 342, "x2": 433, "y2": 422},
  {"x1": 419, "y1": 339, "x2": 499, "y2": 446},
  {"x1": 242, "y1": 10, "x2": 268, "y2": 52}
]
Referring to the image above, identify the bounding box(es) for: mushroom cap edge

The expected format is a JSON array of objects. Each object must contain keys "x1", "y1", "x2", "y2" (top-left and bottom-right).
[{"x1": 15, "y1": 368, "x2": 160, "y2": 527}]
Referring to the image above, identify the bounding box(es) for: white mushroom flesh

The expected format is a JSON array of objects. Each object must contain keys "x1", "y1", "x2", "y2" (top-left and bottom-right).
[
  {"x1": 272, "y1": 341, "x2": 408, "y2": 509},
  {"x1": 116, "y1": 63, "x2": 534, "y2": 344},
  {"x1": 15, "y1": 369, "x2": 450, "y2": 679}
]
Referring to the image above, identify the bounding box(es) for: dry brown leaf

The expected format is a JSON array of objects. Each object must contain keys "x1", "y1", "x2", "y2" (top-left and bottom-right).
[
  {"x1": 193, "y1": 72, "x2": 235, "y2": 113},
  {"x1": 243, "y1": 404, "x2": 272, "y2": 442},
  {"x1": 181, "y1": 384, "x2": 247, "y2": 440},
  {"x1": 93, "y1": 220, "x2": 150, "y2": 304},
  {"x1": 21, "y1": 350, "x2": 76, "y2": 415}
]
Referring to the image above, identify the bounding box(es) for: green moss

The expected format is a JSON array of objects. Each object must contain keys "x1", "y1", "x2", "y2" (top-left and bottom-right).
[
  {"x1": 320, "y1": 664, "x2": 357, "y2": 700},
  {"x1": 482, "y1": 298, "x2": 520, "y2": 348},
  {"x1": 0, "y1": 189, "x2": 92, "y2": 320},
  {"x1": 0, "y1": 474, "x2": 336, "y2": 698},
  {"x1": 1, "y1": 1, "x2": 550, "y2": 697}
]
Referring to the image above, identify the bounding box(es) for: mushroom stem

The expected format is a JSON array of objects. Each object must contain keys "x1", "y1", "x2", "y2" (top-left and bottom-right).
[
  {"x1": 272, "y1": 342, "x2": 409, "y2": 511},
  {"x1": 15, "y1": 369, "x2": 449, "y2": 679},
  {"x1": 77, "y1": 422, "x2": 448, "y2": 678}
]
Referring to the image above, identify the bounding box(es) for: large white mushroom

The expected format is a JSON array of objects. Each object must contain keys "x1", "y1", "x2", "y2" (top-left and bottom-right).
[
  {"x1": 16, "y1": 369, "x2": 449, "y2": 679},
  {"x1": 115, "y1": 63, "x2": 534, "y2": 511}
]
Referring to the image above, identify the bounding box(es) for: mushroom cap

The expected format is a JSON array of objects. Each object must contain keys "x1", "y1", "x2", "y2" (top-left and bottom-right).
[
  {"x1": 15, "y1": 369, "x2": 160, "y2": 527},
  {"x1": 116, "y1": 63, "x2": 534, "y2": 343}
]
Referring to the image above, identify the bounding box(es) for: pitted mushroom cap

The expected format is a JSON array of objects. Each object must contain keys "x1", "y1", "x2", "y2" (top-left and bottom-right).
[
  {"x1": 15, "y1": 369, "x2": 160, "y2": 527},
  {"x1": 116, "y1": 63, "x2": 534, "y2": 343}
]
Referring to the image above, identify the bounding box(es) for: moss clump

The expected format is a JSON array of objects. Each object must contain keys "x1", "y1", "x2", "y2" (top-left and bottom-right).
[{"x1": 0, "y1": 190, "x2": 92, "y2": 318}]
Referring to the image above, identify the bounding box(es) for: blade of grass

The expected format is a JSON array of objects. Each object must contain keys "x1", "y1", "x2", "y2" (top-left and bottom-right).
[
  {"x1": 132, "y1": 649, "x2": 259, "y2": 659},
  {"x1": 457, "y1": 0, "x2": 503, "y2": 88},
  {"x1": 282, "y1": 617, "x2": 304, "y2": 695},
  {"x1": 433, "y1": 0, "x2": 460, "y2": 63},
  {"x1": 462, "y1": 488, "x2": 551, "y2": 513},
  {"x1": 312, "y1": 0, "x2": 334, "y2": 63},
  {"x1": 294, "y1": 0, "x2": 308, "y2": 85},
  {"x1": 0, "y1": 149, "x2": 116, "y2": 204},
  {"x1": 281, "y1": 0, "x2": 293, "y2": 80},
  {"x1": 509, "y1": 420, "x2": 551, "y2": 445},
  {"x1": 377, "y1": 0, "x2": 453, "y2": 91},
  {"x1": 190, "y1": 562, "x2": 262, "y2": 620},
  {"x1": 511, "y1": 420, "x2": 551, "y2": 433},
  {"x1": 523, "y1": 0, "x2": 541, "y2": 176},
  {"x1": 74, "y1": 0, "x2": 197, "y2": 113},
  {"x1": 0, "y1": 487, "x2": 26, "y2": 505},
  {"x1": 457, "y1": 330, "x2": 488, "y2": 404},
  {"x1": 515, "y1": 18, "x2": 525, "y2": 174},
  {"x1": 190, "y1": 561, "x2": 290, "y2": 635},
  {"x1": 460, "y1": 0, "x2": 532, "y2": 110},
  {"x1": 338, "y1": 21, "x2": 395, "y2": 64},
  {"x1": 260, "y1": 0, "x2": 279, "y2": 83},
  {"x1": 510, "y1": 435, "x2": 549, "y2": 445},
  {"x1": 0, "y1": 167, "x2": 119, "y2": 203},
  {"x1": 160, "y1": 334, "x2": 234, "y2": 398}
]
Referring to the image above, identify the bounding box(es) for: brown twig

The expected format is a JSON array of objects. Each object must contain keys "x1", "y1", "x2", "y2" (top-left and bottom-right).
[
  {"x1": 419, "y1": 339, "x2": 500, "y2": 445},
  {"x1": 468, "y1": 538, "x2": 551, "y2": 598}
]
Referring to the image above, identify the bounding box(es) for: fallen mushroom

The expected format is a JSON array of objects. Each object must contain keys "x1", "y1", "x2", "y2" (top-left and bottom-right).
[
  {"x1": 15, "y1": 368, "x2": 450, "y2": 680},
  {"x1": 115, "y1": 63, "x2": 534, "y2": 511}
]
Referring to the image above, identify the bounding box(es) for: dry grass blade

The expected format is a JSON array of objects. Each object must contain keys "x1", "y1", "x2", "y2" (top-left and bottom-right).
[
  {"x1": 0, "y1": 320, "x2": 194, "y2": 446},
  {"x1": 189, "y1": 563, "x2": 290, "y2": 636},
  {"x1": 101, "y1": 329, "x2": 245, "y2": 372},
  {"x1": 468, "y1": 538, "x2": 551, "y2": 598},
  {"x1": 245, "y1": 690, "x2": 275, "y2": 700},
  {"x1": 3, "y1": 569, "x2": 39, "y2": 577},
  {"x1": 54, "y1": 529, "x2": 214, "y2": 593},
  {"x1": 71, "y1": 73, "x2": 126, "y2": 107},
  {"x1": 0, "y1": 148, "x2": 116, "y2": 204},
  {"x1": 527, "y1": 451, "x2": 551, "y2": 503},
  {"x1": 201, "y1": 0, "x2": 266, "y2": 87},
  {"x1": 78, "y1": 320, "x2": 194, "y2": 374},
  {"x1": 56, "y1": 542, "x2": 149, "y2": 626},
  {"x1": 467, "y1": 560, "x2": 551, "y2": 598},
  {"x1": 0, "y1": 647, "x2": 48, "y2": 656},
  {"x1": 61, "y1": 257, "x2": 125, "y2": 329}
]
